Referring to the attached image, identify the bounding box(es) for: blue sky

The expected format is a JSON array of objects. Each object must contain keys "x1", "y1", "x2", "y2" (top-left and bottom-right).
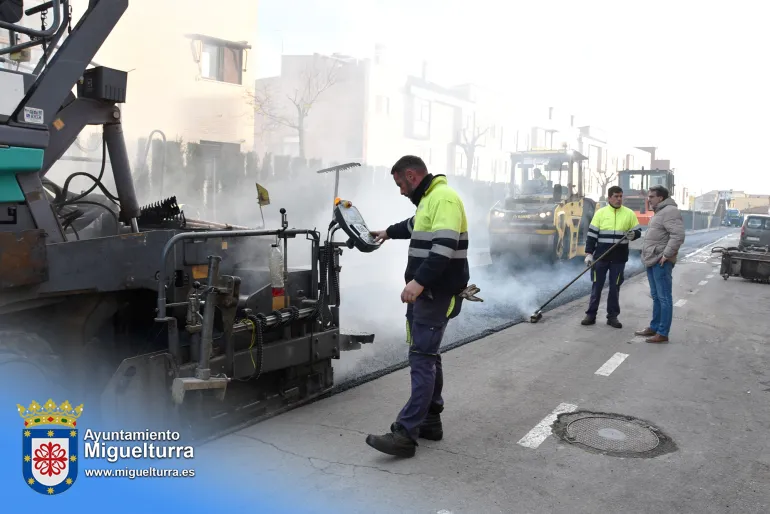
[{"x1": 255, "y1": 0, "x2": 770, "y2": 195}]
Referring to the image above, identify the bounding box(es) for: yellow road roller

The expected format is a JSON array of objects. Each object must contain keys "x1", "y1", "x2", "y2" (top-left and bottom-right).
[{"x1": 488, "y1": 149, "x2": 596, "y2": 265}]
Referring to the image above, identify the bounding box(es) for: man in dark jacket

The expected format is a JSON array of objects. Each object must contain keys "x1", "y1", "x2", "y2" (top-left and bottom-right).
[
  {"x1": 634, "y1": 185, "x2": 686, "y2": 343},
  {"x1": 582, "y1": 186, "x2": 642, "y2": 328},
  {"x1": 365, "y1": 155, "x2": 470, "y2": 458}
]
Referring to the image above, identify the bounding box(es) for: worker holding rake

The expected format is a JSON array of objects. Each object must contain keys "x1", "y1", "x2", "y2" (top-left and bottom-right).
[{"x1": 581, "y1": 186, "x2": 642, "y2": 329}]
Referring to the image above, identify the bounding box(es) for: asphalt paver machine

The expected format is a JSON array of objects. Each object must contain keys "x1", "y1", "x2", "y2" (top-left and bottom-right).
[{"x1": 0, "y1": 0, "x2": 378, "y2": 439}]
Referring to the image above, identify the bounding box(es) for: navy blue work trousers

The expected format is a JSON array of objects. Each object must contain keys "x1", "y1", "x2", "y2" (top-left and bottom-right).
[
  {"x1": 586, "y1": 259, "x2": 626, "y2": 319},
  {"x1": 396, "y1": 293, "x2": 458, "y2": 441}
]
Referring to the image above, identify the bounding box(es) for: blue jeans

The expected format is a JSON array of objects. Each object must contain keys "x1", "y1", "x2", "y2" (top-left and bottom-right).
[{"x1": 646, "y1": 261, "x2": 674, "y2": 337}]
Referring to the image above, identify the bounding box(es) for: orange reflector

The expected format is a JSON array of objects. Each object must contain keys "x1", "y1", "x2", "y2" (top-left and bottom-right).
[{"x1": 191, "y1": 265, "x2": 208, "y2": 279}]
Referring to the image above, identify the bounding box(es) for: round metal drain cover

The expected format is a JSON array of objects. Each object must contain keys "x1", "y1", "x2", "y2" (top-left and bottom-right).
[
  {"x1": 566, "y1": 416, "x2": 659, "y2": 452},
  {"x1": 552, "y1": 411, "x2": 677, "y2": 458}
]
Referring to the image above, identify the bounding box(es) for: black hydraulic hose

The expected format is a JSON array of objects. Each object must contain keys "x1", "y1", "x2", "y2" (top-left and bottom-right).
[
  {"x1": 57, "y1": 172, "x2": 119, "y2": 205},
  {"x1": 315, "y1": 242, "x2": 331, "y2": 326},
  {"x1": 331, "y1": 244, "x2": 340, "y2": 308},
  {"x1": 304, "y1": 238, "x2": 330, "y2": 353},
  {"x1": 59, "y1": 208, "x2": 82, "y2": 231},
  {"x1": 242, "y1": 312, "x2": 267, "y2": 381},
  {"x1": 59, "y1": 133, "x2": 116, "y2": 204},
  {"x1": 63, "y1": 200, "x2": 120, "y2": 235},
  {"x1": 235, "y1": 306, "x2": 300, "y2": 383},
  {"x1": 311, "y1": 228, "x2": 330, "y2": 325},
  {"x1": 41, "y1": 134, "x2": 118, "y2": 229},
  {"x1": 42, "y1": 177, "x2": 63, "y2": 199},
  {"x1": 325, "y1": 239, "x2": 336, "y2": 319},
  {"x1": 269, "y1": 305, "x2": 299, "y2": 331},
  {"x1": 57, "y1": 170, "x2": 119, "y2": 205}
]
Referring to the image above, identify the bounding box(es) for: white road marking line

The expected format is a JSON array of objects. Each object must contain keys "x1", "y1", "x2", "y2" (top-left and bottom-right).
[
  {"x1": 595, "y1": 353, "x2": 629, "y2": 377},
  {"x1": 675, "y1": 299, "x2": 687, "y2": 307},
  {"x1": 517, "y1": 402, "x2": 578, "y2": 449},
  {"x1": 684, "y1": 234, "x2": 733, "y2": 259},
  {"x1": 706, "y1": 274, "x2": 714, "y2": 278},
  {"x1": 699, "y1": 280, "x2": 708, "y2": 286},
  {"x1": 689, "y1": 289, "x2": 700, "y2": 295}
]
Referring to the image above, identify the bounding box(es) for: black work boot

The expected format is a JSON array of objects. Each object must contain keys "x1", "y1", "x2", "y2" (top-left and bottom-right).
[
  {"x1": 365, "y1": 422, "x2": 417, "y2": 458},
  {"x1": 581, "y1": 316, "x2": 596, "y2": 326},
  {"x1": 607, "y1": 318, "x2": 622, "y2": 329},
  {"x1": 418, "y1": 404, "x2": 444, "y2": 441}
]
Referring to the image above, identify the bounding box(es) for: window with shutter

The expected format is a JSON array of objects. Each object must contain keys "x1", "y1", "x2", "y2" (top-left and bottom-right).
[
  {"x1": 195, "y1": 36, "x2": 246, "y2": 85},
  {"x1": 222, "y1": 47, "x2": 242, "y2": 85}
]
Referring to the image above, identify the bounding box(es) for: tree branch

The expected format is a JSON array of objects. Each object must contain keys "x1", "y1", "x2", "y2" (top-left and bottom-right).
[
  {"x1": 295, "y1": 58, "x2": 340, "y2": 117},
  {"x1": 458, "y1": 124, "x2": 490, "y2": 155},
  {"x1": 593, "y1": 168, "x2": 618, "y2": 198},
  {"x1": 247, "y1": 55, "x2": 342, "y2": 158},
  {"x1": 461, "y1": 124, "x2": 489, "y2": 146},
  {"x1": 248, "y1": 83, "x2": 299, "y2": 130}
]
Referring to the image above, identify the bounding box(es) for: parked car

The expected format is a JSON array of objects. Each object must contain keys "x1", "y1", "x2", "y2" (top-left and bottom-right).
[{"x1": 739, "y1": 214, "x2": 770, "y2": 251}]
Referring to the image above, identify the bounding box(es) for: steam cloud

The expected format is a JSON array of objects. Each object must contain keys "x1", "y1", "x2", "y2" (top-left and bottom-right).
[
  {"x1": 45, "y1": 146, "x2": 648, "y2": 388},
  {"x1": 192, "y1": 166, "x2": 645, "y2": 385}
]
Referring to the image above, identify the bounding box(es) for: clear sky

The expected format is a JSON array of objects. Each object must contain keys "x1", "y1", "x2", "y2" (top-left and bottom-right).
[{"x1": 255, "y1": 0, "x2": 770, "y2": 196}]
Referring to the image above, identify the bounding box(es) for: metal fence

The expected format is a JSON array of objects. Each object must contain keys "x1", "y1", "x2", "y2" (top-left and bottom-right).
[
  {"x1": 128, "y1": 145, "x2": 730, "y2": 235},
  {"x1": 680, "y1": 210, "x2": 722, "y2": 231}
]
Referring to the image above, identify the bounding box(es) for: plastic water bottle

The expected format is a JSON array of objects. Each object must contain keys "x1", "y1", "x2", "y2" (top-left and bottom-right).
[
  {"x1": 269, "y1": 243, "x2": 284, "y2": 288},
  {"x1": 269, "y1": 243, "x2": 285, "y2": 309}
]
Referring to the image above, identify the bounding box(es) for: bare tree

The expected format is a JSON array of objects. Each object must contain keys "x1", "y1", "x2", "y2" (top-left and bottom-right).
[
  {"x1": 457, "y1": 122, "x2": 489, "y2": 179},
  {"x1": 249, "y1": 57, "x2": 341, "y2": 159},
  {"x1": 594, "y1": 167, "x2": 617, "y2": 201}
]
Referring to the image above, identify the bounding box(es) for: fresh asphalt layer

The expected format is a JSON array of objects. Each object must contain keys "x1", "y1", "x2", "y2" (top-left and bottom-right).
[
  {"x1": 198, "y1": 229, "x2": 769, "y2": 514},
  {"x1": 332, "y1": 227, "x2": 738, "y2": 385}
]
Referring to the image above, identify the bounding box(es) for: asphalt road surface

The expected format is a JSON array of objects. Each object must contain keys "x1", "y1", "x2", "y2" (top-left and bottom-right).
[
  {"x1": 333, "y1": 227, "x2": 738, "y2": 386},
  {"x1": 200, "y1": 228, "x2": 769, "y2": 514}
]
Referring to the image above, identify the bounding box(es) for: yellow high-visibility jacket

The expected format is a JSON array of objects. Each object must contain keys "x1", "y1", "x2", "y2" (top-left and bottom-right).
[
  {"x1": 386, "y1": 175, "x2": 470, "y2": 295},
  {"x1": 585, "y1": 205, "x2": 641, "y2": 263}
]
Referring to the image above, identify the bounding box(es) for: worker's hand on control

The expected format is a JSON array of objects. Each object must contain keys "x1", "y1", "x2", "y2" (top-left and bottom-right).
[
  {"x1": 584, "y1": 254, "x2": 594, "y2": 267},
  {"x1": 401, "y1": 280, "x2": 424, "y2": 303},
  {"x1": 626, "y1": 230, "x2": 636, "y2": 241},
  {"x1": 371, "y1": 230, "x2": 390, "y2": 244}
]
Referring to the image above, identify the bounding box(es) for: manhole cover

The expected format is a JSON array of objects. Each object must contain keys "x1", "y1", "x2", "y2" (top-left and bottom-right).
[
  {"x1": 552, "y1": 411, "x2": 677, "y2": 458},
  {"x1": 566, "y1": 416, "x2": 659, "y2": 452}
]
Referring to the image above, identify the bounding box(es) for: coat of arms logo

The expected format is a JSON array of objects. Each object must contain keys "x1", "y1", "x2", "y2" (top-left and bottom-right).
[{"x1": 18, "y1": 399, "x2": 83, "y2": 495}]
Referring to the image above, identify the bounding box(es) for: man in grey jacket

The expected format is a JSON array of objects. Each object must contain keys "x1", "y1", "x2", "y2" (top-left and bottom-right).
[{"x1": 634, "y1": 185, "x2": 686, "y2": 343}]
